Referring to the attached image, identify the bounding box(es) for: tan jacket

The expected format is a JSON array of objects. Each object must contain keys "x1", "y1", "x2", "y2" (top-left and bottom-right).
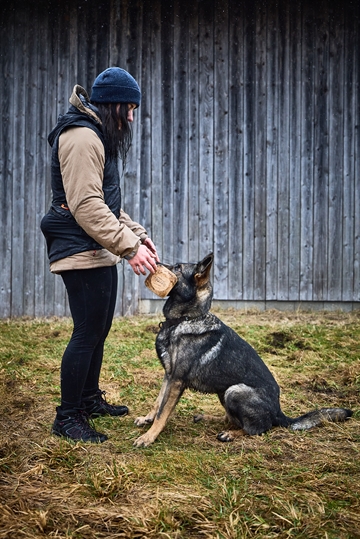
[{"x1": 50, "y1": 86, "x2": 147, "y2": 273}]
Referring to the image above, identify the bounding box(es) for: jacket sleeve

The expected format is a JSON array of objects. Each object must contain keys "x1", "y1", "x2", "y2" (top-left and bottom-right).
[
  {"x1": 119, "y1": 209, "x2": 148, "y2": 241},
  {"x1": 58, "y1": 126, "x2": 143, "y2": 258}
]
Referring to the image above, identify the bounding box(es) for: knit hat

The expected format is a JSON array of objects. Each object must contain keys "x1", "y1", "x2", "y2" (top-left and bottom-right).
[{"x1": 90, "y1": 67, "x2": 141, "y2": 107}]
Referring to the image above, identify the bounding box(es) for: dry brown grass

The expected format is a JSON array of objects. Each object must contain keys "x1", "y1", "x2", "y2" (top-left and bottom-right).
[{"x1": 0, "y1": 309, "x2": 359, "y2": 538}]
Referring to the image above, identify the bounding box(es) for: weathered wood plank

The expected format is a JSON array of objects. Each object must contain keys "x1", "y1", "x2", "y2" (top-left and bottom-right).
[
  {"x1": 95, "y1": 2, "x2": 111, "y2": 72},
  {"x1": 0, "y1": 6, "x2": 14, "y2": 317},
  {"x1": 253, "y1": 2, "x2": 267, "y2": 300},
  {"x1": 53, "y1": 5, "x2": 74, "y2": 316},
  {"x1": 149, "y1": 1, "x2": 163, "y2": 265},
  {"x1": 198, "y1": 0, "x2": 214, "y2": 256},
  {"x1": 173, "y1": 0, "x2": 190, "y2": 263},
  {"x1": 313, "y1": 0, "x2": 329, "y2": 301},
  {"x1": 342, "y1": 1, "x2": 355, "y2": 302},
  {"x1": 41, "y1": 10, "x2": 59, "y2": 317},
  {"x1": 277, "y1": 0, "x2": 291, "y2": 301},
  {"x1": 288, "y1": 0, "x2": 302, "y2": 301},
  {"x1": 228, "y1": 0, "x2": 245, "y2": 299},
  {"x1": 265, "y1": 0, "x2": 279, "y2": 301},
  {"x1": 187, "y1": 0, "x2": 201, "y2": 264},
  {"x1": 242, "y1": 0, "x2": 256, "y2": 299},
  {"x1": 24, "y1": 6, "x2": 39, "y2": 316},
  {"x1": 121, "y1": 0, "x2": 143, "y2": 315},
  {"x1": 300, "y1": 1, "x2": 315, "y2": 301},
  {"x1": 328, "y1": 1, "x2": 344, "y2": 301},
  {"x1": 35, "y1": 7, "x2": 53, "y2": 317},
  {"x1": 352, "y1": 0, "x2": 360, "y2": 301},
  {"x1": 213, "y1": 0, "x2": 229, "y2": 299},
  {"x1": 11, "y1": 5, "x2": 27, "y2": 316},
  {"x1": 161, "y1": 1, "x2": 175, "y2": 266}
]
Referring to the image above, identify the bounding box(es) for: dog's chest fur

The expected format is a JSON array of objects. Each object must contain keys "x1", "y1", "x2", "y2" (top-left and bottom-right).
[{"x1": 155, "y1": 313, "x2": 223, "y2": 390}]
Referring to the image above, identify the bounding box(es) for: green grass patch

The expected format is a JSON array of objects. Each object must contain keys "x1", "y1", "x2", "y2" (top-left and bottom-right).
[{"x1": 0, "y1": 309, "x2": 359, "y2": 538}]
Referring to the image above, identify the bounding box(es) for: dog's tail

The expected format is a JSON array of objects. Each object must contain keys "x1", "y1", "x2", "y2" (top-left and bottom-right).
[{"x1": 287, "y1": 407, "x2": 352, "y2": 431}]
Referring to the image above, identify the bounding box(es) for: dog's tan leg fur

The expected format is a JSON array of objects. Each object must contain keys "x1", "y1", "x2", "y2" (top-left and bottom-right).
[
  {"x1": 134, "y1": 379, "x2": 183, "y2": 447},
  {"x1": 134, "y1": 376, "x2": 167, "y2": 427}
]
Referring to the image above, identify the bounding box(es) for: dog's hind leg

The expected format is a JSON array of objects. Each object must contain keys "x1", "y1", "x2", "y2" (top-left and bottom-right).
[
  {"x1": 134, "y1": 379, "x2": 184, "y2": 447},
  {"x1": 218, "y1": 383, "x2": 275, "y2": 441}
]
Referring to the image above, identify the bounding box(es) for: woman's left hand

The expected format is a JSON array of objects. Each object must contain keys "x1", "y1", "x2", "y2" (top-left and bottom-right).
[{"x1": 142, "y1": 238, "x2": 160, "y2": 262}]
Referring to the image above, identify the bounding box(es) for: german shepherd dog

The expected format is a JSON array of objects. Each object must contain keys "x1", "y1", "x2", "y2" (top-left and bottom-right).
[{"x1": 134, "y1": 254, "x2": 352, "y2": 447}]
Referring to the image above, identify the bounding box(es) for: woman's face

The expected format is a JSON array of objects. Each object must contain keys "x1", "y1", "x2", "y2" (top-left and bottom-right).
[
  {"x1": 117, "y1": 103, "x2": 136, "y2": 123},
  {"x1": 127, "y1": 103, "x2": 136, "y2": 122}
]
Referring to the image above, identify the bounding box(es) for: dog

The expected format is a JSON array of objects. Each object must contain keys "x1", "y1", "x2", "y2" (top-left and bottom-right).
[{"x1": 134, "y1": 253, "x2": 352, "y2": 447}]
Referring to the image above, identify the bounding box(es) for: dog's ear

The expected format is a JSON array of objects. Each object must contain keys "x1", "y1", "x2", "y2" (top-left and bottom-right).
[{"x1": 194, "y1": 253, "x2": 213, "y2": 287}]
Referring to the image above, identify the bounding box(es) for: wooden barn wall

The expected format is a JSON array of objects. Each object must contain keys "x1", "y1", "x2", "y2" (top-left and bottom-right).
[{"x1": 0, "y1": 0, "x2": 359, "y2": 317}]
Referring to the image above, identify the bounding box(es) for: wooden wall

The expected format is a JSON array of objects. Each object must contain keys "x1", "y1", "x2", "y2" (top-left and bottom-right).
[{"x1": 0, "y1": 0, "x2": 359, "y2": 317}]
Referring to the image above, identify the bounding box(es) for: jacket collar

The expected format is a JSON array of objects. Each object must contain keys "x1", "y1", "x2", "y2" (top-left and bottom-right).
[{"x1": 69, "y1": 84, "x2": 101, "y2": 125}]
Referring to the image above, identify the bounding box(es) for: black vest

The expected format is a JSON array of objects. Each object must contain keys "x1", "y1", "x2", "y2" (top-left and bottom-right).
[{"x1": 40, "y1": 105, "x2": 121, "y2": 263}]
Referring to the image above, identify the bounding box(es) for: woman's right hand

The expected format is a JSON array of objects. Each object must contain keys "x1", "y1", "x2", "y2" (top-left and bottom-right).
[{"x1": 127, "y1": 244, "x2": 158, "y2": 275}]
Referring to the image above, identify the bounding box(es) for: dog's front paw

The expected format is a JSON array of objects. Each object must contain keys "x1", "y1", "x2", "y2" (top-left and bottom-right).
[
  {"x1": 193, "y1": 414, "x2": 204, "y2": 423},
  {"x1": 217, "y1": 431, "x2": 234, "y2": 442},
  {"x1": 134, "y1": 416, "x2": 153, "y2": 427},
  {"x1": 133, "y1": 433, "x2": 155, "y2": 448}
]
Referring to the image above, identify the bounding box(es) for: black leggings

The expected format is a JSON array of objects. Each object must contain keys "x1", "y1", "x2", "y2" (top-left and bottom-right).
[{"x1": 60, "y1": 265, "x2": 118, "y2": 411}]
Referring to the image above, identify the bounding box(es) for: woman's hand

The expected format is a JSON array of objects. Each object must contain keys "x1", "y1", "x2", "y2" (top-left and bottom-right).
[
  {"x1": 142, "y1": 238, "x2": 160, "y2": 262},
  {"x1": 127, "y1": 244, "x2": 158, "y2": 275}
]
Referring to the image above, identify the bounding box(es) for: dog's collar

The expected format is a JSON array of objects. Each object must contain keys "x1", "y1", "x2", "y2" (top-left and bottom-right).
[{"x1": 159, "y1": 314, "x2": 206, "y2": 330}]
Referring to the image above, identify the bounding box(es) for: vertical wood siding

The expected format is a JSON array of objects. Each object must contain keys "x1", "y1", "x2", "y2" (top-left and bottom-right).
[{"x1": 0, "y1": 0, "x2": 359, "y2": 317}]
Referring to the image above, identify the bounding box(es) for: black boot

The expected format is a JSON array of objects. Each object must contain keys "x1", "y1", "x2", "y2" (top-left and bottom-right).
[
  {"x1": 83, "y1": 390, "x2": 129, "y2": 418},
  {"x1": 52, "y1": 407, "x2": 108, "y2": 443}
]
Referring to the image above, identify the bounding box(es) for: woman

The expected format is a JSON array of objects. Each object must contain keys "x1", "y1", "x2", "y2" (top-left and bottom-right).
[{"x1": 41, "y1": 67, "x2": 159, "y2": 443}]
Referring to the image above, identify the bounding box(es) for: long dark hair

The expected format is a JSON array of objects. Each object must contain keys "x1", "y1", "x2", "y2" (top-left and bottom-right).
[{"x1": 92, "y1": 102, "x2": 133, "y2": 163}]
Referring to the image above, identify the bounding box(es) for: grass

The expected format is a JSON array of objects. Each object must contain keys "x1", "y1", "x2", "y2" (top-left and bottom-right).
[{"x1": 0, "y1": 308, "x2": 359, "y2": 538}]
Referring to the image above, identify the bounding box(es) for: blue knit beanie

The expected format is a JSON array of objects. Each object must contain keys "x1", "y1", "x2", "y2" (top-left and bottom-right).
[{"x1": 90, "y1": 67, "x2": 141, "y2": 107}]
